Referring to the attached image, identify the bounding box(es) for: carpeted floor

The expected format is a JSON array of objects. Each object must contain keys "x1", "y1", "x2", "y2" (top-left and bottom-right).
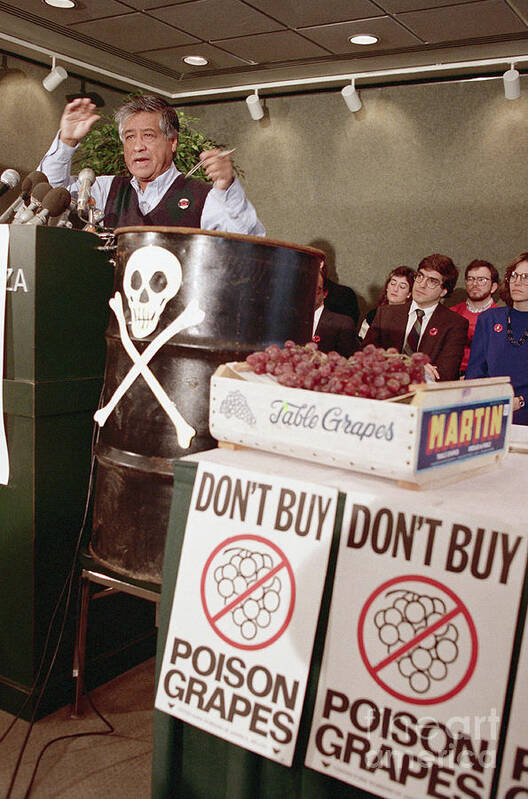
[{"x1": 0, "y1": 658, "x2": 155, "y2": 799}]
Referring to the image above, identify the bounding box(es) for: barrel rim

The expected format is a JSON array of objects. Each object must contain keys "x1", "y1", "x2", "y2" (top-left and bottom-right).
[{"x1": 113, "y1": 226, "x2": 326, "y2": 259}]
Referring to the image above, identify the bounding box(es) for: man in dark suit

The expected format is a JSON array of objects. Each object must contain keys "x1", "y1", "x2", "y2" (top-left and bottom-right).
[
  {"x1": 313, "y1": 265, "x2": 360, "y2": 357},
  {"x1": 363, "y1": 254, "x2": 468, "y2": 381},
  {"x1": 325, "y1": 278, "x2": 360, "y2": 326}
]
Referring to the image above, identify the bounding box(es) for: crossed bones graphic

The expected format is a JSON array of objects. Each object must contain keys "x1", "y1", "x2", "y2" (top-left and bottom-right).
[{"x1": 94, "y1": 291, "x2": 205, "y2": 449}]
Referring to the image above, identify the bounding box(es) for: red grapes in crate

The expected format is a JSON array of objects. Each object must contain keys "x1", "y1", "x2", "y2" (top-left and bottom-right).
[{"x1": 245, "y1": 342, "x2": 429, "y2": 400}]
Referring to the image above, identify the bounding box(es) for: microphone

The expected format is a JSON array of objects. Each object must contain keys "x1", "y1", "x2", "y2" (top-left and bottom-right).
[
  {"x1": 14, "y1": 182, "x2": 51, "y2": 223},
  {"x1": 0, "y1": 170, "x2": 49, "y2": 223},
  {"x1": 0, "y1": 168, "x2": 20, "y2": 198},
  {"x1": 26, "y1": 187, "x2": 71, "y2": 225},
  {"x1": 77, "y1": 167, "x2": 96, "y2": 212},
  {"x1": 55, "y1": 198, "x2": 77, "y2": 228}
]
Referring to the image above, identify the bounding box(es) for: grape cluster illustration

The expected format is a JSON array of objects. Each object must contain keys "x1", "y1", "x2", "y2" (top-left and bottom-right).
[
  {"x1": 374, "y1": 588, "x2": 459, "y2": 694},
  {"x1": 219, "y1": 391, "x2": 256, "y2": 426},
  {"x1": 214, "y1": 546, "x2": 282, "y2": 640}
]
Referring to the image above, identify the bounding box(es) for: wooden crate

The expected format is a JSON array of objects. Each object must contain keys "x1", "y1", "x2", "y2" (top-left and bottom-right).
[{"x1": 209, "y1": 364, "x2": 513, "y2": 488}]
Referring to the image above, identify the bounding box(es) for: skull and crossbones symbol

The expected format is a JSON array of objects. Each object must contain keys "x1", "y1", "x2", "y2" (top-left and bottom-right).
[{"x1": 94, "y1": 245, "x2": 205, "y2": 449}]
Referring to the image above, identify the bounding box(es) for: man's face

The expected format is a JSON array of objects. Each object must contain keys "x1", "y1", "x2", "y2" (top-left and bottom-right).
[
  {"x1": 315, "y1": 271, "x2": 328, "y2": 309},
  {"x1": 122, "y1": 111, "x2": 177, "y2": 188},
  {"x1": 412, "y1": 268, "x2": 447, "y2": 308},
  {"x1": 465, "y1": 266, "x2": 497, "y2": 302}
]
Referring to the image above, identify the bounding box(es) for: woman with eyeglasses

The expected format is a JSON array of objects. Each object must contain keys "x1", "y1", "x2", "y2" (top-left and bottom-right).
[
  {"x1": 466, "y1": 252, "x2": 528, "y2": 425},
  {"x1": 359, "y1": 266, "x2": 415, "y2": 339}
]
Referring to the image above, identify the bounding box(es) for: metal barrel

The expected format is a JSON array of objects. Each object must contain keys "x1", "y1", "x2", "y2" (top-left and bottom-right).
[{"x1": 89, "y1": 227, "x2": 324, "y2": 583}]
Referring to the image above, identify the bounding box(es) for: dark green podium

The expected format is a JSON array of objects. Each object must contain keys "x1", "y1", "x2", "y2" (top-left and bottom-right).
[{"x1": 0, "y1": 226, "x2": 155, "y2": 719}]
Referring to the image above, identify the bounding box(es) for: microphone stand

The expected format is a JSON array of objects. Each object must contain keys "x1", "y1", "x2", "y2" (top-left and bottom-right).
[{"x1": 80, "y1": 197, "x2": 104, "y2": 233}]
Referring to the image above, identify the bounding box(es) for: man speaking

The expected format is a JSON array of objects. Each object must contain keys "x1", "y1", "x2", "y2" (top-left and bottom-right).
[{"x1": 39, "y1": 95, "x2": 265, "y2": 235}]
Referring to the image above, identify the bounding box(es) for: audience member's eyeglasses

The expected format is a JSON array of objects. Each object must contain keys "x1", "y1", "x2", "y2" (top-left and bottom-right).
[
  {"x1": 507, "y1": 272, "x2": 528, "y2": 284},
  {"x1": 466, "y1": 276, "x2": 491, "y2": 285},
  {"x1": 415, "y1": 272, "x2": 441, "y2": 289}
]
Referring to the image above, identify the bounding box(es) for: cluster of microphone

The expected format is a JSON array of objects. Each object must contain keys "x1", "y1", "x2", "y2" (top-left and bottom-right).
[{"x1": 0, "y1": 168, "x2": 74, "y2": 226}]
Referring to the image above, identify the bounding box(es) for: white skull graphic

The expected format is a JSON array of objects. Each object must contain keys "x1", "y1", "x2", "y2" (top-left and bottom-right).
[{"x1": 123, "y1": 245, "x2": 182, "y2": 338}]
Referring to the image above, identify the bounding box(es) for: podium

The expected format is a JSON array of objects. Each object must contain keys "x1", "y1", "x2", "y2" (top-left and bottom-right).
[{"x1": 0, "y1": 227, "x2": 156, "y2": 719}]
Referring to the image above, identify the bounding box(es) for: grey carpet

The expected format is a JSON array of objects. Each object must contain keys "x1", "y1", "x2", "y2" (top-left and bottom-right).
[{"x1": 0, "y1": 658, "x2": 155, "y2": 799}]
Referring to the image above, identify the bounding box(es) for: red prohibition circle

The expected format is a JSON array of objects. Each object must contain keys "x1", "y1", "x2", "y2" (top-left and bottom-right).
[
  {"x1": 200, "y1": 534, "x2": 296, "y2": 651},
  {"x1": 357, "y1": 574, "x2": 478, "y2": 705}
]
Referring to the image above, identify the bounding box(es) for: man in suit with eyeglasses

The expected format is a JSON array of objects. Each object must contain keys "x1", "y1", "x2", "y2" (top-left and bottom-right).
[
  {"x1": 363, "y1": 254, "x2": 468, "y2": 381},
  {"x1": 449, "y1": 259, "x2": 499, "y2": 376}
]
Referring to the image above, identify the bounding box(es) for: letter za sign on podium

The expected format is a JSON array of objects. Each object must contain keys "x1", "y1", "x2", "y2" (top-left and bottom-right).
[
  {"x1": 155, "y1": 460, "x2": 338, "y2": 766},
  {"x1": 305, "y1": 486, "x2": 527, "y2": 799}
]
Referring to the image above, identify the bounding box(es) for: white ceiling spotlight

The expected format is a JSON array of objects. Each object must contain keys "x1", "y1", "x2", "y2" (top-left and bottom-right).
[
  {"x1": 42, "y1": 56, "x2": 68, "y2": 91},
  {"x1": 44, "y1": 0, "x2": 76, "y2": 7},
  {"x1": 503, "y1": 63, "x2": 521, "y2": 100},
  {"x1": 183, "y1": 55, "x2": 209, "y2": 66},
  {"x1": 349, "y1": 34, "x2": 379, "y2": 46},
  {"x1": 341, "y1": 78, "x2": 362, "y2": 112},
  {"x1": 246, "y1": 89, "x2": 264, "y2": 120}
]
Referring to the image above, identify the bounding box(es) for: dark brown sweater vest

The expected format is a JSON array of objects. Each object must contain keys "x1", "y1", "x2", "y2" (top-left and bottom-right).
[{"x1": 103, "y1": 173, "x2": 212, "y2": 228}]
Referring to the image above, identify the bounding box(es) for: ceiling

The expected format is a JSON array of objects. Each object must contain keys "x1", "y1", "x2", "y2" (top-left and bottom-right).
[{"x1": 0, "y1": 0, "x2": 527, "y2": 100}]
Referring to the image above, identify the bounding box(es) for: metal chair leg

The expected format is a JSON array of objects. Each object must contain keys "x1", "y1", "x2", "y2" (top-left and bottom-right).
[
  {"x1": 71, "y1": 567, "x2": 160, "y2": 717},
  {"x1": 71, "y1": 573, "x2": 90, "y2": 717}
]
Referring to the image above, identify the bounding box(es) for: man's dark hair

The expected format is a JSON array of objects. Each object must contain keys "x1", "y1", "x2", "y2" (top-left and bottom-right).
[
  {"x1": 115, "y1": 95, "x2": 180, "y2": 140},
  {"x1": 465, "y1": 259, "x2": 499, "y2": 285},
  {"x1": 320, "y1": 262, "x2": 329, "y2": 291},
  {"x1": 418, "y1": 253, "x2": 458, "y2": 297},
  {"x1": 499, "y1": 251, "x2": 528, "y2": 306}
]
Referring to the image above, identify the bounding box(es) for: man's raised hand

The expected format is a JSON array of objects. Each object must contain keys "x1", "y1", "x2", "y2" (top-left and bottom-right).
[{"x1": 59, "y1": 98, "x2": 100, "y2": 147}]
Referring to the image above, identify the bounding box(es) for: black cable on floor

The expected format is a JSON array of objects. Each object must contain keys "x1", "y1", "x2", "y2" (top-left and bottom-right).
[
  {"x1": 1, "y1": 391, "x2": 104, "y2": 799},
  {"x1": 20, "y1": 692, "x2": 115, "y2": 799}
]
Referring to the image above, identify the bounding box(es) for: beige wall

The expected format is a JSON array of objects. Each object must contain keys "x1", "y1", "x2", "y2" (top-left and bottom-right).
[
  {"x1": 181, "y1": 77, "x2": 527, "y2": 313},
  {"x1": 1, "y1": 52, "x2": 526, "y2": 315},
  {"x1": 0, "y1": 57, "x2": 124, "y2": 174}
]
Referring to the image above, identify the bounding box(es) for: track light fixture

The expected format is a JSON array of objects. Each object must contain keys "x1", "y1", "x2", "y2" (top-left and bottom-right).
[
  {"x1": 246, "y1": 89, "x2": 264, "y2": 120},
  {"x1": 42, "y1": 56, "x2": 68, "y2": 91},
  {"x1": 341, "y1": 79, "x2": 362, "y2": 112},
  {"x1": 503, "y1": 63, "x2": 521, "y2": 100}
]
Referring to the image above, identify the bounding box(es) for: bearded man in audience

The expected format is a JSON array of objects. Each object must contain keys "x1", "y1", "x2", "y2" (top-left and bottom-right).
[{"x1": 449, "y1": 259, "x2": 499, "y2": 376}]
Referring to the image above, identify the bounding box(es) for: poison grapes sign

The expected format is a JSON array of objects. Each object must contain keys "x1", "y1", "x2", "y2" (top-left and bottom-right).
[
  {"x1": 156, "y1": 459, "x2": 337, "y2": 766},
  {"x1": 306, "y1": 487, "x2": 527, "y2": 799}
]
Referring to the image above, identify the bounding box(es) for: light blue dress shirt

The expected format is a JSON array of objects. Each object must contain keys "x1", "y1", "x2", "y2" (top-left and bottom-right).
[{"x1": 39, "y1": 134, "x2": 265, "y2": 236}]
